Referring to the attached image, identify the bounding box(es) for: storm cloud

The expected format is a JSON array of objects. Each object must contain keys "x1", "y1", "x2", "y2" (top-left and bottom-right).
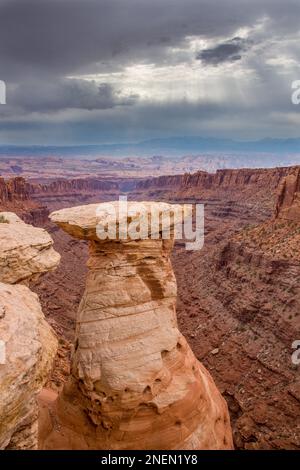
[
  {"x1": 0, "y1": 0, "x2": 300, "y2": 144},
  {"x1": 196, "y1": 37, "x2": 252, "y2": 65},
  {"x1": 9, "y1": 79, "x2": 138, "y2": 112}
]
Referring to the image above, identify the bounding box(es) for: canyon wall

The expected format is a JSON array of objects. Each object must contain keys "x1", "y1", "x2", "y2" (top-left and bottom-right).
[
  {"x1": 0, "y1": 176, "x2": 120, "y2": 223},
  {"x1": 0, "y1": 177, "x2": 49, "y2": 226},
  {"x1": 137, "y1": 167, "x2": 297, "y2": 192},
  {"x1": 0, "y1": 176, "x2": 119, "y2": 202},
  {"x1": 179, "y1": 169, "x2": 300, "y2": 448},
  {"x1": 135, "y1": 168, "x2": 300, "y2": 214},
  {"x1": 32, "y1": 178, "x2": 119, "y2": 196},
  {"x1": 30, "y1": 178, "x2": 121, "y2": 213}
]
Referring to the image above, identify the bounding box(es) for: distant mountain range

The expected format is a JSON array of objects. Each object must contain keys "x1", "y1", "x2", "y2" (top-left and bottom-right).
[{"x1": 1, "y1": 137, "x2": 300, "y2": 158}]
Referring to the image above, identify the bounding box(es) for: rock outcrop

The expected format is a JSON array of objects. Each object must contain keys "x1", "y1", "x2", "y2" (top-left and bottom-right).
[
  {"x1": 42, "y1": 202, "x2": 233, "y2": 450},
  {"x1": 0, "y1": 213, "x2": 59, "y2": 449},
  {"x1": 0, "y1": 283, "x2": 57, "y2": 449},
  {"x1": 0, "y1": 177, "x2": 49, "y2": 226},
  {"x1": 275, "y1": 167, "x2": 300, "y2": 222},
  {"x1": 0, "y1": 212, "x2": 60, "y2": 284},
  {"x1": 0, "y1": 177, "x2": 31, "y2": 203}
]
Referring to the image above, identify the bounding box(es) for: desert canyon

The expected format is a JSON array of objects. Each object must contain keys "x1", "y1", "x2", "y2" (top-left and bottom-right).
[{"x1": 0, "y1": 161, "x2": 300, "y2": 450}]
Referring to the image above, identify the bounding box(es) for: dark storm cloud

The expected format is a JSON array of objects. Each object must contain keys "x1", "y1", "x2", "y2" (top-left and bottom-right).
[
  {"x1": 0, "y1": 0, "x2": 291, "y2": 80},
  {"x1": 9, "y1": 79, "x2": 138, "y2": 112},
  {"x1": 196, "y1": 37, "x2": 251, "y2": 65},
  {"x1": 0, "y1": 0, "x2": 300, "y2": 143}
]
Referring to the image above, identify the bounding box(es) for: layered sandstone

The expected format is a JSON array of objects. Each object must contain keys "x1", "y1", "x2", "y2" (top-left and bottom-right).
[
  {"x1": 172, "y1": 170, "x2": 300, "y2": 448},
  {"x1": 0, "y1": 283, "x2": 57, "y2": 449},
  {"x1": 0, "y1": 212, "x2": 60, "y2": 284},
  {"x1": 136, "y1": 167, "x2": 296, "y2": 192},
  {"x1": 0, "y1": 213, "x2": 59, "y2": 449},
  {"x1": 29, "y1": 178, "x2": 121, "y2": 213},
  {"x1": 42, "y1": 202, "x2": 233, "y2": 450},
  {"x1": 135, "y1": 167, "x2": 299, "y2": 212},
  {"x1": 182, "y1": 171, "x2": 300, "y2": 448}
]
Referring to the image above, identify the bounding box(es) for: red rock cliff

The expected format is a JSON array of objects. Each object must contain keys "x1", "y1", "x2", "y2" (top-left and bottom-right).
[
  {"x1": 0, "y1": 177, "x2": 48, "y2": 226},
  {"x1": 0, "y1": 176, "x2": 31, "y2": 202},
  {"x1": 137, "y1": 167, "x2": 297, "y2": 192},
  {"x1": 32, "y1": 178, "x2": 119, "y2": 195},
  {"x1": 275, "y1": 167, "x2": 300, "y2": 222}
]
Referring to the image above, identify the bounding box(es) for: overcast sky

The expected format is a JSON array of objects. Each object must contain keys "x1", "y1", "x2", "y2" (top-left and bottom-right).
[{"x1": 0, "y1": 0, "x2": 300, "y2": 145}]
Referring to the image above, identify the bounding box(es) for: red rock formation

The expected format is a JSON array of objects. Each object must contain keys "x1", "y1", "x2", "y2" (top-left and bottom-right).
[
  {"x1": 0, "y1": 176, "x2": 31, "y2": 202},
  {"x1": 137, "y1": 167, "x2": 295, "y2": 190},
  {"x1": 29, "y1": 178, "x2": 121, "y2": 213},
  {"x1": 32, "y1": 178, "x2": 119, "y2": 196},
  {"x1": 0, "y1": 177, "x2": 49, "y2": 226},
  {"x1": 41, "y1": 202, "x2": 233, "y2": 450},
  {"x1": 275, "y1": 167, "x2": 300, "y2": 222}
]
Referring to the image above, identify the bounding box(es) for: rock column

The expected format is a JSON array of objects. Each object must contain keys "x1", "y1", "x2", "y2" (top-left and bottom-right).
[{"x1": 46, "y1": 202, "x2": 233, "y2": 450}]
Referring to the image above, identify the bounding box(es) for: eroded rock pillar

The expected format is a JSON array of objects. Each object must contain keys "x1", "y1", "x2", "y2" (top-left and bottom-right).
[{"x1": 46, "y1": 202, "x2": 233, "y2": 450}]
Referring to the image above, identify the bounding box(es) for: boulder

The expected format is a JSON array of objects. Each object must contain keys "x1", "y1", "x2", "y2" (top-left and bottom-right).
[{"x1": 0, "y1": 212, "x2": 60, "y2": 284}]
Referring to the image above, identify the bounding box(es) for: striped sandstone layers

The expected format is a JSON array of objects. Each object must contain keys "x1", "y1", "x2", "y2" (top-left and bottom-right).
[
  {"x1": 0, "y1": 213, "x2": 59, "y2": 449},
  {"x1": 43, "y1": 202, "x2": 233, "y2": 450}
]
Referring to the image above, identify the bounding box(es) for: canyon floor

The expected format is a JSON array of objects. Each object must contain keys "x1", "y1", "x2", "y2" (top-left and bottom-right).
[{"x1": 1, "y1": 167, "x2": 299, "y2": 450}]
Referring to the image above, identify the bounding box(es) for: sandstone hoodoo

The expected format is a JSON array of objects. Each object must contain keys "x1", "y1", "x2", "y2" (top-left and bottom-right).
[
  {"x1": 0, "y1": 213, "x2": 59, "y2": 449},
  {"x1": 43, "y1": 201, "x2": 233, "y2": 450}
]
